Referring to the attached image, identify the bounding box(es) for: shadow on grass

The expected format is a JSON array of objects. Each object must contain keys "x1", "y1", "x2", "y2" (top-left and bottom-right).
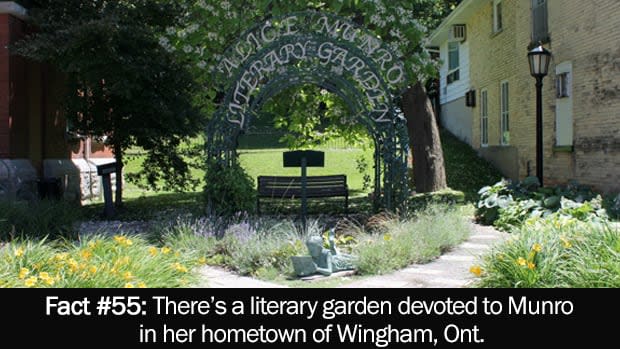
[
  {"x1": 81, "y1": 192, "x2": 204, "y2": 221},
  {"x1": 79, "y1": 130, "x2": 505, "y2": 221},
  {"x1": 257, "y1": 195, "x2": 373, "y2": 216},
  {"x1": 238, "y1": 134, "x2": 287, "y2": 150},
  {"x1": 80, "y1": 191, "x2": 377, "y2": 221},
  {"x1": 440, "y1": 129, "x2": 503, "y2": 202}
]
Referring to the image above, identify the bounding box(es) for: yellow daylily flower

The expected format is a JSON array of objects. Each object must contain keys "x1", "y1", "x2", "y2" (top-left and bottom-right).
[
  {"x1": 80, "y1": 249, "x2": 93, "y2": 260},
  {"x1": 18, "y1": 268, "x2": 30, "y2": 280},
  {"x1": 148, "y1": 247, "x2": 159, "y2": 256},
  {"x1": 172, "y1": 262, "x2": 188, "y2": 273},
  {"x1": 469, "y1": 265, "x2": 483, "y2": 277},
  {"x1": 24, "y1": 276, "x2": 38, "y2": 287}
]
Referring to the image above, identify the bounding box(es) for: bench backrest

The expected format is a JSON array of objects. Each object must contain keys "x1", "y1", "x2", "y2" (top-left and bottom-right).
[{"x1": 258, "y1": 175, "x2": 347, "y2": 198}]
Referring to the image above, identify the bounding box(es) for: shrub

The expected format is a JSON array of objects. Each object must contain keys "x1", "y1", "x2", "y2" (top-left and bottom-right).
[
  {"x1": 0, "y1": 200, "x2": 81, "y2": 241},
  {"x1": 203, "y1": 161, "x2": 256, "y2": 216},
  {"x1": 231, "y1": 231, "x2": 305, "y2": 277},
  {"x1": 476, "y1": 178, "x2": 606, "y2": 231},
  {"x1": 157, "y1": 207, "x2": 472, "y2": 280},
  {"x1": 474, "y1": 218, "x2": 620, "y2": 288},
  {"x1": 408, "y1": 189, "x2": 465, "y2": 211},
  {"x1": 160, "y1": 216, "x2": 310, "y2": 278},
  {"x1": 603, "y1": 193, "x2": 620, "y2": 220},
  {"x1": 354, "y1": 205, "x2": 471, "y2": 275},
  {"x1": 476, "y1": 180, "x2": 514, "y2": 225},
  {"x1": 0, "y1": 235, "x2": 201, "y2": 288}
]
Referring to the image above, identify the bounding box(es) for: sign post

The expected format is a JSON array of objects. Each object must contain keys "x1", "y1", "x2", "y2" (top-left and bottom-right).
[
  {"x1": 97, "y1": 162, "x2": 117, "y2": 218},
  {"x1": 283, "y1": 151, "x2": 325, "y2": 232}
]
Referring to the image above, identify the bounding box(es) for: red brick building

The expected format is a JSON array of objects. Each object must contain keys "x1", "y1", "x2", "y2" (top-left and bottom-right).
[{"x1": 0, "y1": 2, "x2": 114, "y2": 202}]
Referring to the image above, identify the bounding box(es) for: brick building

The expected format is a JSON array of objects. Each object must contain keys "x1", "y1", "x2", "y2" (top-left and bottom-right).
[
  {"x1": 0, "y1": 1, "x2": 114, "y2": 202},
  {"x1": 430, "y1": 0, "x2": 620, "y2": 192}
]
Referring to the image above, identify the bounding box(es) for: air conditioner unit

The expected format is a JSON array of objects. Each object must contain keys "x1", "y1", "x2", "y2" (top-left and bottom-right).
[{"x1": 449, "y1": 24, "x2": 466, "y2": 42}]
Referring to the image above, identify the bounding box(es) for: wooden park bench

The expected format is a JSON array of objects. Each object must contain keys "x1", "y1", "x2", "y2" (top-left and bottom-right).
[{"x1": 257, "y1": 175, "x2": 349, "y2": 214}]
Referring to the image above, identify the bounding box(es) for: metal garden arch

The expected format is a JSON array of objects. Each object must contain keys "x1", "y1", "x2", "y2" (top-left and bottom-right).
[{"x1": 206, "y1": 11, "x2": 410, "y2": 210}]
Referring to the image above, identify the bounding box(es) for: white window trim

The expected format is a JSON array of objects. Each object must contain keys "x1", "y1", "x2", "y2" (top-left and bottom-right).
[
  {"x1": 500, "y1": 80, "x2": 510, "y2": 146},
  {"x1": 480, "y1": 88, "x2": 489, "y2": 147},
  {"x1": 447, "y1": 42, "x2": 460, "y2": 84},
  {"x1": 493, "y1": 0, "x2": 503, "y2": 33}
]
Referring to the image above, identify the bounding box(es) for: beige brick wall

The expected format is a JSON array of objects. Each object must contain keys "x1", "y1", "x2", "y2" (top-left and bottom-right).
[
  {"x1": 466, "y1": 0, "x2": 620, "y2": 192},
  {"x1": 548, "y1": 0, "x2": 620, "y2": 192},
  {"x1": 469, "y1": 0, "x2": 532, "y2": 178}
]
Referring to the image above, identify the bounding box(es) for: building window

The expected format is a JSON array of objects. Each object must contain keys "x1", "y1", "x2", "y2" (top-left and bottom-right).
[
  {"x1": 447, "y1": 42, "x2": 460, "y2": 84},
  {"x1": 480, "y1": 89, "x2": 489, "y2": 147},
  {"x1": 555, "y1": 62, "x2": 573, "y2": 147},
  {"x1": 500, "y1": 81, "x2": 510, "y2": 145},
  {"x1": 556, "y1": 72, "x2": 570, "y2": 98},
  {"x1": 493, "y1": 0, "x2": 503, "y2": 33},
  {"x1": 532, "y1": 0, "x2": 549, "y2": 43}
]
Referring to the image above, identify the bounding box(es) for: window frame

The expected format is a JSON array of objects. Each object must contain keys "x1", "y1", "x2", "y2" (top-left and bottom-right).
[
  {"x1": 480, "y1": 88, "x2": 489, "y2": 147},
  {"x1": 555, "y1": 62, "x2": 574, "y2": 147},
  {"x1": 500, "y1": 80, "x2": 510, "y2": 146},
  {"x1": 531, "y1": 0, "x2": 549, "y2": 44},
  {"x1": 556, "y1": 72, "x2": 570, "y2": 99},
  {"x1": 493, "y1": 0, "x2": 503, "y2": 33},
  {"x1": 447, "y1": 41, "x2": 460, "y2": 84}
]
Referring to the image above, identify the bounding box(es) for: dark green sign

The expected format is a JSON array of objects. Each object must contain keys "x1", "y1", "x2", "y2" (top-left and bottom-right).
[{"x1": 283, "y1": 150, "x2": 325, "y2": 168}]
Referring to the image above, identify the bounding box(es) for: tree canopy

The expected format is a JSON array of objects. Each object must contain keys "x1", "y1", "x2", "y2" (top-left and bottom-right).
[
  {"x1": 163, "y1": 1, "x2": 439, "y2": 134},
  {"x1": 14, "y1": 0, "x2": 462, "y2": 207},
  {"x1": 14, "y1": 0, "x2": 203, "y2": 205}
]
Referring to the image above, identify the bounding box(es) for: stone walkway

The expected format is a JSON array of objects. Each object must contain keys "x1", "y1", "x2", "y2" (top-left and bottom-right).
[
  {"x1": 197, "y1": 266, "x2": 287, "y2": 288},
  {"x1": 197, "y1": 223, "x2": 507, "y2": 288}
]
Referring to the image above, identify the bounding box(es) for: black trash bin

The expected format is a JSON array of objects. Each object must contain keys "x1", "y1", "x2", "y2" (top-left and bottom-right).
[{"x1": 37, "y1": 177, "x2": 62, "y2": 200}]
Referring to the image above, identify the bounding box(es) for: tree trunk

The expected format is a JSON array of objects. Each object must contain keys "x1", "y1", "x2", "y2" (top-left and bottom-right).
[
  {"x1": 113, "y1": 139, "x2": 124, "y2": 208},
  {"x1": 402, "y1": 82, "x2": 447, "y2": 193}
]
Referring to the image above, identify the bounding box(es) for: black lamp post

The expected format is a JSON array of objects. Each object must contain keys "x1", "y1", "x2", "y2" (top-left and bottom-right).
[{"x1": 528, "y1": 45, "x2": 552, "y2": 186}]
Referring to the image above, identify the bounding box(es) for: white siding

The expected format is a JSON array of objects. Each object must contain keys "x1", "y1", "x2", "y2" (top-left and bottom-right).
[{"x1": 439, "y1": 40, "x2": 470, "y2": 105}]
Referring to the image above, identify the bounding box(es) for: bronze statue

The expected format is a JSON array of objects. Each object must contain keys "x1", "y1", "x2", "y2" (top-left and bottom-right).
[{"x1": 291, "y1": 229, "x2": 356, "y2": 277}]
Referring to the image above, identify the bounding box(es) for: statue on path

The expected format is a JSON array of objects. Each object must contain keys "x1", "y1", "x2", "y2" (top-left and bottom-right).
[{"x1": 291, "y1": 229, "x2": 356, "y2": 277}]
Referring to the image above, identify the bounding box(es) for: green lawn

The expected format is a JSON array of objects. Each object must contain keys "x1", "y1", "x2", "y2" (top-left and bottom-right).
[
  {"x1": 121, "y1": 135, "x2": 374, "y2": 199},
  {"x1": 440, "y1": 129, "x2": 503, "y2": 201},
  {"x1": 88, "y1": 139, "x2": 374, "y2": 217},
  {"x1": 89, "y1": 129, "x2": 503, "y2": 216},
  {"x1": 238, "y1": 147, "x2": 373, "y2": 195}
]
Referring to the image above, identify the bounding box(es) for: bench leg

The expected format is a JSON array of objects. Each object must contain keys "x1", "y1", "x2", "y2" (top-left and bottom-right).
[
  {"x1": 257, "y1": 197, "x2": 261, "y2": 216},
  {"x1": 344, "y1": 194, "x2": 349, "y2": 214}
]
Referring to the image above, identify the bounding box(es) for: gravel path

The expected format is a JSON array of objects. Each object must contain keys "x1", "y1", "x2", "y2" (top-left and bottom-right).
[{"x1": 197, "y1": 223, "x2": 507, "y2": 288}]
